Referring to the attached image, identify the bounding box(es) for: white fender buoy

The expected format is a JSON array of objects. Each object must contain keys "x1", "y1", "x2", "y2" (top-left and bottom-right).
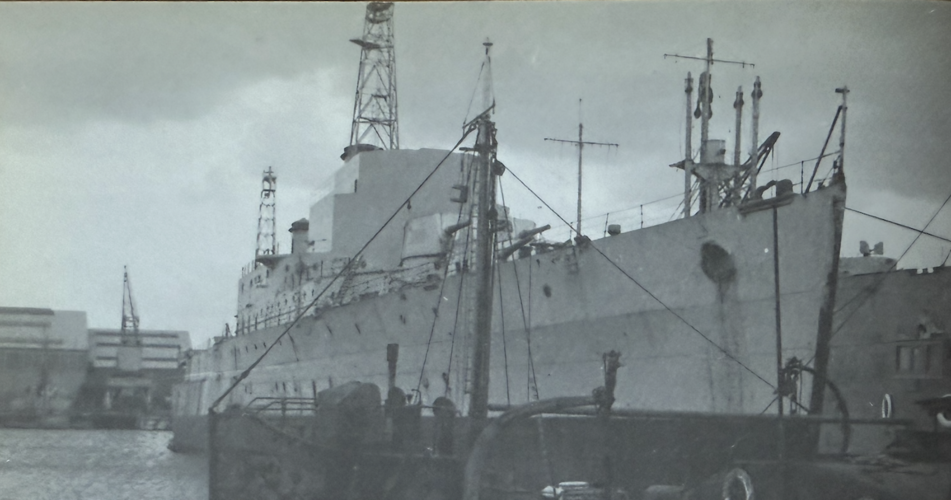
[
  {"x1": 881, "y1": 393, "x2": 893, "y2": 419},
  {"x1": 937, "y1": 394, "x2": 951, "y2": 428},
  {"x1": 721, "y1": 468, "x2": 754, "y2": 500}
]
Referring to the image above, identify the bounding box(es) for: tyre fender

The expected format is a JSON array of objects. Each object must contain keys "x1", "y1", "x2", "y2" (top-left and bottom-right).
[
  {"x1": 721, "y1": 468, "x2": 754, "y2": 500},
  {"x1": 937, "y1": 394, "x2": 951, "y2": 428}
]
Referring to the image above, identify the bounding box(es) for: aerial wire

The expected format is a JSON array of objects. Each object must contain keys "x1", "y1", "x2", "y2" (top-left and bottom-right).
[
  {"x1": 498, "y1": 176, "x2": 541, "y2": 400},
  {"x1": 801, "y1": 189, "x2": 951, "y2": 371}
]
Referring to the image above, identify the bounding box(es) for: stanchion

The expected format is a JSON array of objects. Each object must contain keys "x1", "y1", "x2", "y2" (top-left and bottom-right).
[{"x1": 208, "y1": 409, "x2": 219, "y2": 500}]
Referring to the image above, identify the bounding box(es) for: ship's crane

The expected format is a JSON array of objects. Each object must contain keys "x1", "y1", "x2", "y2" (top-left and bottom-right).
[
  {"x1": 118, "y1": 266, "x2": 143, "y2": 372},
  {"x1": 120, "y1": 265, "x2": 141, "y2": 342}
]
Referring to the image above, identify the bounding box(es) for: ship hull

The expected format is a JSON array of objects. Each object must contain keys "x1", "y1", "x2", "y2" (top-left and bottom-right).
[{"x1": 173, "y1": 182, "x2": 845, "y2": 450}]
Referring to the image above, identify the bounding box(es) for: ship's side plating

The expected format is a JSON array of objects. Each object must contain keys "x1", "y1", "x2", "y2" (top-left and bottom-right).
[{"x1": 173, "y1": 147, "x2": 844, "y2": 436}]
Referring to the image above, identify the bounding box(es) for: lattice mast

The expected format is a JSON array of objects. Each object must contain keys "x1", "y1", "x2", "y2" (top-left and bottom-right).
[
  {"x1": 348, "y1": 2, "x2": 399, "y2": 151},
  {"x1": 255, "y1": 167, "x2": 277, "y2": 260}
]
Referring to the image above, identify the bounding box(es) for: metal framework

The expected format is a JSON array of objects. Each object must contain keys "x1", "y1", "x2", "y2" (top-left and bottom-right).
[
  {"x1": 666, "y1": 39, "x2": 760, "y2": 214},
  {"x1": 120, "y1": 265, "x2": 141, "y2": 345},
  {"x1": 349, "y1": 2, "x2": 399, "y2": 151},
  {"x1": 256, "y1": 167, "x2": 277, "y2": 259}
]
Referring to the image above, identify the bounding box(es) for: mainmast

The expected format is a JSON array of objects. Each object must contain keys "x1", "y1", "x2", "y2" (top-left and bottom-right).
[
  {"x1": 466, "y1": 40, "x2": 499, "y2": 421},
  {"x1": 544, "y1": 100, "x2": 618, "y2": 237}
]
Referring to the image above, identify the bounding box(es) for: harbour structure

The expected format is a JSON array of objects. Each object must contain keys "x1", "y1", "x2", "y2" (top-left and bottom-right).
[
  {"x1": 827, "y1": 251, "x2": 951, "y2": 452},
  {"x1": 0, "y1": 269, "x2": 191, "y2": 429},
  {"x1": 0, "y1": 307, "x2": 89, "y2": 427},
  {"x1": 75, "y1": 327, "x2": 190, "y2": 428},
  {"x1": 71, "y1": 267, "x2": 191, "y2": 428}
]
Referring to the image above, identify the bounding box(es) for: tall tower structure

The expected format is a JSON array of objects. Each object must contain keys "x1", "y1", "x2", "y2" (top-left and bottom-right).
[
  {"x1": 347, "y1": 2, "x2": 399, "y2": 157},
  {"x1": 256, "y1": 167, "x2": 277, "y2": 260}
]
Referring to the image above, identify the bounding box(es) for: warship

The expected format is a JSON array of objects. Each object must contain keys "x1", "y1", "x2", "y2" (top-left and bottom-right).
[
  {"x1": 171, "y1": 1, "x2": 847, "y2": 446},
  {"x1": 173, "y1": 4, "x2": 951, "y2": 499},
  {"x1": 171, "y1": 54, "x2": 846, "y2": 435}
]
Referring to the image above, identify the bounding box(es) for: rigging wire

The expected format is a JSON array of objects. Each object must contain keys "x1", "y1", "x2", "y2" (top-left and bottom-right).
[
  {"x1": 760, "y1": 396, "x2": 778, "y2": 415},
  {"x1": 498, "y1": 176, "x2": 541, "y2": 400},
  {"x1": 543, "y1": 149, "x2": 840, "y2": 238},
  {"x1": 414, "y1": 157, "x2": 474, "y2": 403},
  {"x1": 445, "y1": 247, "x2": 469, "y2": 399},
  {"x1": 802, "y1": 190, "x2": 951, "y2": 371},
  {"x1": 443, "y1": 158, "x2": 478, "y2": 400},
  {"x1": 462, "y1": 61, "x2": 486, "y2": 126},
  {"x1": 541, "y1": 151, "x2": 837, "y2": 237},
  {"x1": 505, "y1": 166, "x2": 777, "y2": 390},
  {"x1": 496, "y1": 249, "x2": 512, "y2": 406},
  {"x1": 824, "y1": 205, "x2": 951, "y2": 324},
  {"x1": 210, "y1": 128, "x2": 476, "y2": 412}
]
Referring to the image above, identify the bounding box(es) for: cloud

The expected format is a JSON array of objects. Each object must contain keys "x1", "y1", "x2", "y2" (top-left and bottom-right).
[
  {"x1": 0, "y1": 65, "x2": 352, "y2": 340},
  {"x1": 0, "y1": 2, "x2": 360, "y2": 128}
]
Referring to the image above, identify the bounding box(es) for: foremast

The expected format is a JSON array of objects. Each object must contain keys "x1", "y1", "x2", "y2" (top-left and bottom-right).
[
  {"x1": 466, "y1": 40, "x2": 499, "y2": 421},
  {"x1": 668, "y1": 38, "x2": 761, "y2": 215}
]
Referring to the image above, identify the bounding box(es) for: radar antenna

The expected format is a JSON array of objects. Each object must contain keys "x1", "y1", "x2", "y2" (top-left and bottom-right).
[{"x1": 346, "y1": 2, "x2": 399, "y2": 159}]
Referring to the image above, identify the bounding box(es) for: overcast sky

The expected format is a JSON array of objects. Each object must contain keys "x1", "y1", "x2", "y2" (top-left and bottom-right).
[{"x1": 1, "y1": 1, "x2": 949, "y2": 346}]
